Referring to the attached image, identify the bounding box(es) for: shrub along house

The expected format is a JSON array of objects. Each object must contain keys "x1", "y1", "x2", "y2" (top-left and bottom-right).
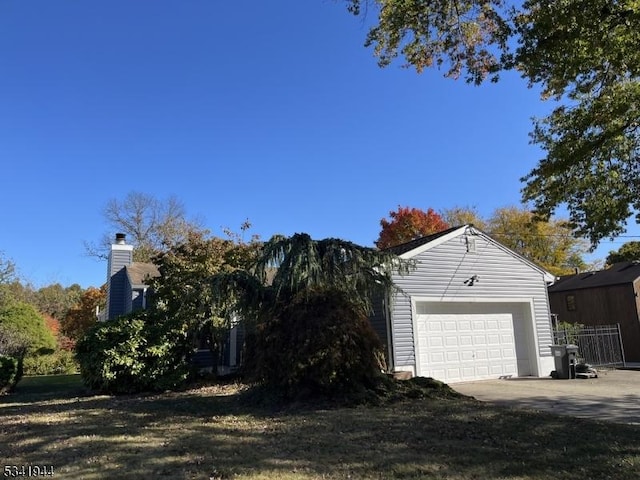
[
  {"x1": 370, "y1": 225, "x2": 556, "y2": 384},
  {"x1": 103, "y1": 233, "x2": 241, "y2": 373},
  {"x1": 547, "y1": 262, "x2": 640, "y2": 363}
]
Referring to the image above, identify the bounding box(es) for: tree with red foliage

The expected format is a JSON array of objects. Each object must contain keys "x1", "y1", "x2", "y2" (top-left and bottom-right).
[{"x1": 375, "y1": 206, "x2": 449, "y2": 249}]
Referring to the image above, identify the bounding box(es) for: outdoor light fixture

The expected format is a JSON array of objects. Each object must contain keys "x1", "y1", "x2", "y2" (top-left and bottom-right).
[{"x1": 464, "y1": 274, "x2": 479, "y2": 286}]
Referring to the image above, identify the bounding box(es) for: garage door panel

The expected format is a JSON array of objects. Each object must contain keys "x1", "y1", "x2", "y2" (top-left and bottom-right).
[
  {"x1": 416, "y1": 304, "x2": 528, "y2": 383},
  {"x1": 446, "y1": 351, "x2": 460, "y2": 362},
  {"x1": 488, "y1": 348, "x2": 503, "y2": 359},
  {"x1": 445, "y1": 336, "x2": 459, "y2": 347},
  {"x1": 460, "y1": 350, "x2": 475, "y2": 361},
  {"x1": 461, "y1": 366, "x2": 475, "y2": 377},
  {"x1": 473, "y1": 335, "x2": 487, "y2": 345},
  {"x1": 486, "y1": 320, "x2": 499, "y2": 329},
  {"x1": 430, "y1": 352, "x2": 445, "y2": 363}
]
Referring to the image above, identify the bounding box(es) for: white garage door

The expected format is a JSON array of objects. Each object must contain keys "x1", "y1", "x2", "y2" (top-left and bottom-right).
[{"x1": 415, "y1": 303, "x2": 529, "y2": 383}]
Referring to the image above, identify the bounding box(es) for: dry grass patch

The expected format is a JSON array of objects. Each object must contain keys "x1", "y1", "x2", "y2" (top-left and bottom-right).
[{"x1": 1, "y1": 375, "x2": 639, "y2": 479}]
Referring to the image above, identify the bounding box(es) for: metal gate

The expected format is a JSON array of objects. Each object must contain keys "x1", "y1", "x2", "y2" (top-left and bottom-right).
[{"x1": 553, "y1": 324, "x2": 626, "y2": 369}]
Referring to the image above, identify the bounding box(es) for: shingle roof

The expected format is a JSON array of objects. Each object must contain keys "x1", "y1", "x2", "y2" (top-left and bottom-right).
[
  {"x1": 126, "y1": 262, "x2": 160, "y2": 287},
  {"x1": 548, "y1": 261, "x2": 640, "y2": 292},
  {"x1": 384, "y1": 226, "x2": 464, "y2": 255}
]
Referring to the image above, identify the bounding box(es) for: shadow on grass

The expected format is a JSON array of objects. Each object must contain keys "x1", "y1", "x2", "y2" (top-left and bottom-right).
[
  {"x1": 1, "y1": 376, "x2": 639, "y2": 479},
  {"x1": 1, "y1": 374, "x2": 89, "y2": 404}
]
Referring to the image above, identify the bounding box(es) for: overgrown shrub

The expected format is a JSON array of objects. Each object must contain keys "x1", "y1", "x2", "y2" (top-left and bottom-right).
[
  {"x1": 22, "y1": 350, "x2": 78, "y2": 376},
  {"x1": 252, "y1": 288, "x2": 386, "y2": 400},
  {"x1": 75, "y1": 312, "x2": 191, "y2": 394},
  {"x1": 0, "y1": 355, "x2": 20, "y2": 393}
]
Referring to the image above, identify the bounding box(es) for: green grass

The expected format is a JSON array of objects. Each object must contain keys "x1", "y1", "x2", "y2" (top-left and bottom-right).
[{"x1": 1, "y1": 375, "x2": 639, "y2": 479}]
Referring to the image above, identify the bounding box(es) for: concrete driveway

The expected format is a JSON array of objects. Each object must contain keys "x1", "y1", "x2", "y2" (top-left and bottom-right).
[{"x1": 451, "y1": 369, "x2": 640, "y2": 425}]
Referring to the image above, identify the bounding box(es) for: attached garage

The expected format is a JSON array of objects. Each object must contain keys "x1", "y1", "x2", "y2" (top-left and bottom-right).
[{"x1": 372, "y1": 225, "x2": 556, "y2": 383}]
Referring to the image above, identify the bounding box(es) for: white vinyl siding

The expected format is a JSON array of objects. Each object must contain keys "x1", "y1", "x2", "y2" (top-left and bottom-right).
[{"x1": 390, "y1": 232, "x2": 553, "y2": 371}]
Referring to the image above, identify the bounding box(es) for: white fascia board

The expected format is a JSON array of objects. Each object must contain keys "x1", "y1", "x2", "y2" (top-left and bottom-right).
[{"x1": 398, "y1": 226, "x2": 469, "y2": 260}]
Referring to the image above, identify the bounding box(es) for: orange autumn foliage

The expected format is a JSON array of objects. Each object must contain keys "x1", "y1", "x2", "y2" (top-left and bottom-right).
[
  {"x1": 44, "y1": 314, "x2": 61, "y2": 337},
  {"x1": 375, "y1": 206, "x2": 449, "y2": 249}
]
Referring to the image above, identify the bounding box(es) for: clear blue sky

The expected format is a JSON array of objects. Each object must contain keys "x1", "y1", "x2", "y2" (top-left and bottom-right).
[{"x1": 1, "y1": 1, "x2": 637, "y2": 288}]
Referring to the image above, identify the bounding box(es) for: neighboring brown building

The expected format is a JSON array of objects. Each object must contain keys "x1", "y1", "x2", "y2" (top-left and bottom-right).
[{"x1": 547, "y1": 262, "x2": 640, "y2": 362}]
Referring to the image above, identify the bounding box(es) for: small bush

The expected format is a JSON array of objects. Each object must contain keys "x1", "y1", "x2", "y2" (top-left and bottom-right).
[
  {"x1": 252, "y1": 287, "x2": 386, "y2": 401},
  {"x1": 22, "y1": 350, "x2": 78, "y2": 376},
  {"x1": 0, "y1": 354, "x2": 20, "y2": 393},
  {"x1": 75, "y1": 312, "x2": 191, "y2": 394}
]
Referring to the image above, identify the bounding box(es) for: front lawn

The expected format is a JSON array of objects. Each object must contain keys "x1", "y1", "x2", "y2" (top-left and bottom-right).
[{"x1": 1, "y1": 375, "x2": 638, "y2": 479}]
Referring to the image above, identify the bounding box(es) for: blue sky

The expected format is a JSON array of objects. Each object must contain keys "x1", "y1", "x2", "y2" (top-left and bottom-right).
[{"x1": 1, "y1": 1, "x2": 637, "y2": 288}]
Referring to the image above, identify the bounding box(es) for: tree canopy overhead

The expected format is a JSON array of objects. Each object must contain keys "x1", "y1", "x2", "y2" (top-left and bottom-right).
[
  {"x1": 86, "y1": 191, "x2": 206, "y2": 262},
  {"x1": 606, "y1": 241, "x2": 640, "y2": 265},
  {"x1": 346, "y1": 0, "x2": 640, "y2": 245}
]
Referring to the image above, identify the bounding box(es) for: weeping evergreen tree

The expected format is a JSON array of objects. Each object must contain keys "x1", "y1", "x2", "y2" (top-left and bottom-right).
[{"x1": 211, "y1": 233, "x2": 411, "y2": 399}]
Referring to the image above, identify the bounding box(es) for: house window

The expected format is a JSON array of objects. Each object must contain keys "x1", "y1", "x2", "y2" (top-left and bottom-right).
[{"x1": 565, "y1": 294, "x2": 576, "y2": 311}]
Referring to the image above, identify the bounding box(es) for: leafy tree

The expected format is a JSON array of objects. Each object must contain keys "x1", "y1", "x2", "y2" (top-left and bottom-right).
[
  {"x1": 86, "y1": 191, "x2": 206, "y2": 262},
  {"x1": 488, "y1": 206, "x2": 587, "y2": 276},
  {"x1": 0, "y1": 280, "x2": 35, "y2": 308},
  {"x1": 606, "y1": 241, "x2": 640, "y2": 265},
  {"x1": 440, "y1": 206, "x2": 487, "y2": 230},
  {"x1": 376, "y1": 206, "x2": 450, "y2": 249},
  {"x1": 32, "y1": 283, "x2": 83, "y2": 321},
  {"x1": 517, "y1": 0, "x2": 640, "y2": 244},
  {"x1": 0, "y1": 253, "x2": 19, "y2": 307},
  {"x1": 62, "y1": 286, "x2": 106, "y2": 341},
  {"x1": 346, "y1": 0, "x2": 512, "y2": 84},
  {"x1": 345, "y1": 0, "x2": 640, "y2": 245},
  {"x1": 0, "y1": 301, "x2": 56, "y2": 355},
  {"x1": 149, "y1": 228, "x2": 261, "y2": 367},
  {"x1": 0, "y1": 252, "x2": 16, "y2": 285},
  {"x1": 76, "y1": 224, "x2": 261, "y2": 393},
  {"x1": 211, "y1": 233, "x2": 409, "y2": 398}
]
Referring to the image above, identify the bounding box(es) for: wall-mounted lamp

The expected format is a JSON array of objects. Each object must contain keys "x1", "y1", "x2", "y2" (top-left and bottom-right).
[{"x1": 464, "y1": 274, "x2": 479, "y2": 286}]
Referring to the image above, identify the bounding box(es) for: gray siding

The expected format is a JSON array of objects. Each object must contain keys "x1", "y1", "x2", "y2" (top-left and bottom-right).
[
  {"x1": 106, "y1": 247, "x2": 133, "y2": 320},
  {"x1": 391, "y1": 233, "x2": 553, "y2": 368},
  {"x1": 107, "y1": 269, "x2": 129, "y2": 319}
]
